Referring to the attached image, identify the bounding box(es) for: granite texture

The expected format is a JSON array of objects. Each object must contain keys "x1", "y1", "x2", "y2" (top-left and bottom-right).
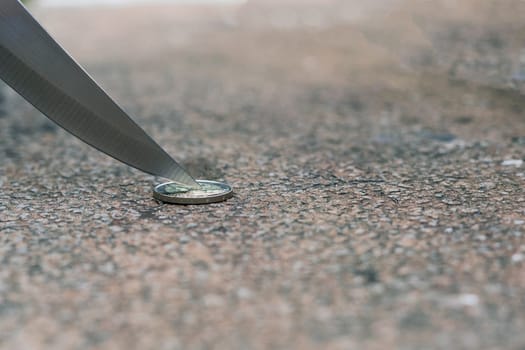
[{"x1": 0, "y1": 1, "x2": 524, "y2": 349}]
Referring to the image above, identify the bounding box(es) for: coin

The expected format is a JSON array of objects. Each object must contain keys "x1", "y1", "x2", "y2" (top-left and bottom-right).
[{"x1": 153, "y1": 180, "x2": 233, "y2": 205}]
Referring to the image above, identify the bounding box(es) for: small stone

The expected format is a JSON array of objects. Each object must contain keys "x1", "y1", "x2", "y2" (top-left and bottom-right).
[
  {"x1": 501, "y1": 159, "x2": 523, "y2": 167},
  {"x1": 479, "y1": 182, "x2": 496, "y2": 190},
  {"x1": 457, "y1": 294, "x2": 480, "y2": 306},
  {"x1": 237, "y1": 287, "x2": 253, "y2": 300}
]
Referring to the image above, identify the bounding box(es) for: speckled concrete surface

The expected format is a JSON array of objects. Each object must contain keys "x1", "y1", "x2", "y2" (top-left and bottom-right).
[{"x1": 1, "y1": 1, "x2": 525, "y2": 349}]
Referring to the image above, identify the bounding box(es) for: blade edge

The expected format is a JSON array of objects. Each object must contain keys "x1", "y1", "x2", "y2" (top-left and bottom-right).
[{"x1": 0, "y1": 43, "x2": 198, "y2": 187}]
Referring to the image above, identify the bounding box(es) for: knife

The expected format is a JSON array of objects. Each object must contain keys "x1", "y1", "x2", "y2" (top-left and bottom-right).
[{"x1": 0, "y1": 0, "x2": 200, "y2": 188}]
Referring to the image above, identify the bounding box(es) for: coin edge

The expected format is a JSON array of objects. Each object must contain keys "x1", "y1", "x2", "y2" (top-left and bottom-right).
[{"x1": 153, "y1": 180, "x2": 234, "y2": 205}]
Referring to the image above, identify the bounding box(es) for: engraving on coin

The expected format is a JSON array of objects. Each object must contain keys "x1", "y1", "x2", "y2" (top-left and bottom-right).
[{"x1": 153, "y1": 180, "x2": 233, "y2": 205}]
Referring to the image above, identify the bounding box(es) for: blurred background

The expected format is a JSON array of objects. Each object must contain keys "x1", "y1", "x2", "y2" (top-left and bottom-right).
[
  {"x1": 26, "y1": 0, "x2": 525, "y2": 94},
  {"x1": 14, "y1": 0, "x2": 525, "y2": 98},
  {"x1": 37, "y1": 0, "x2": 244, "y2": 6},
  {"x1": 22, "y1": 0, "x2": 525, "y2": 144}
]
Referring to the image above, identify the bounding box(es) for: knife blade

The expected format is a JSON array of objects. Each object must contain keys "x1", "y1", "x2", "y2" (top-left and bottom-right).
[{"x1": 0, "y1": 0, "x2": 199, "y2": 188}]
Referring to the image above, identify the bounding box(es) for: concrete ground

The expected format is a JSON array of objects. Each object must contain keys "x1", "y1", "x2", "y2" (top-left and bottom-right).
[{"x1": 0, "y1": 1, "x2": 524, "y2": 349}]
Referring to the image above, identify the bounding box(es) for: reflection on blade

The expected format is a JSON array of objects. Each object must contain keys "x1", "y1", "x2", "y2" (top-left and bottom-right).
[{"x1": 0, "y1": 0, "x2": 199, "y2": 188}]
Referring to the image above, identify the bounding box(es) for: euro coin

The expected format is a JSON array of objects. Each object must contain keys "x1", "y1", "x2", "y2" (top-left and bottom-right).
[{"x1": 153, "y1": 180, "x2": 233, "y2": 204}]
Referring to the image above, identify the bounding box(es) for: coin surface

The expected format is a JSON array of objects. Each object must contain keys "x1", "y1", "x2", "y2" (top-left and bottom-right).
[{"x1": 153, "y1": 180, "x2": 233, "y2": 205}]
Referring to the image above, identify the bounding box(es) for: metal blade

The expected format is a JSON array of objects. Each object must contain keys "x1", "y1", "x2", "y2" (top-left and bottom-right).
[{"x1": 0, "y1": 0, "x2": 199, "y2": 188}]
